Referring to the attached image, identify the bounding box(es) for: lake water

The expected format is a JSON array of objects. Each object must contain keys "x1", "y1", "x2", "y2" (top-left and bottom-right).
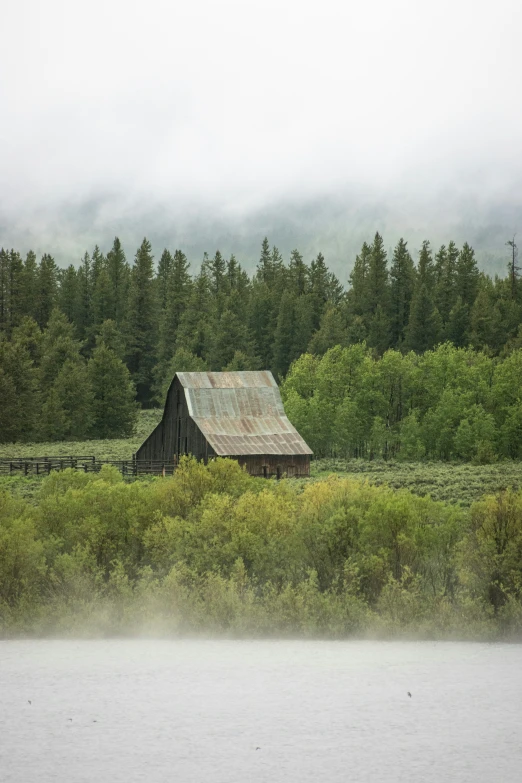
[{"x1": 1, "y1": 640, "x2": 521, "y2": 782}]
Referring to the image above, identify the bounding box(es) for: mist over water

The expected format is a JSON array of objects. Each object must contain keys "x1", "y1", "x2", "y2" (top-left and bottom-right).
[{"x1": 2, "y1": 640, "x2": 522, "y2": 783}]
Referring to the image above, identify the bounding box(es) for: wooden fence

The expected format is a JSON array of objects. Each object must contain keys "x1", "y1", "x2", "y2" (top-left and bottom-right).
[{"x1": 0, "y1": 457, "x2": 177, "y2": 478}]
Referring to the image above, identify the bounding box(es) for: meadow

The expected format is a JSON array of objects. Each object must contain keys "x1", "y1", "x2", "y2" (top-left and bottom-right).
[
  {"x1": 311, "y1": 458, "x2": 522, "y2": 506},
  {"x1": 0, "y1": 409, "x2": 162, "y2": 462},
  {"x1": 1, "y1": 410, "x2": 522, "y2": 507}
]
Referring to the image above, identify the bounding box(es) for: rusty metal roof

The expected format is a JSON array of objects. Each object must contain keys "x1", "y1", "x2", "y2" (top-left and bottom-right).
[
  {"x1": 177, "y1": 371, "x2": 277, "y2": 389},
  {"x1": 178, "y1": 372, "x2": 312, "y2": 456}
]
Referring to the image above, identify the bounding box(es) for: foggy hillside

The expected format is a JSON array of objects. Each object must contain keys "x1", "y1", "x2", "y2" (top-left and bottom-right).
[{"x1": 1, "y1": 186, "x2": 520, "y2": 283}]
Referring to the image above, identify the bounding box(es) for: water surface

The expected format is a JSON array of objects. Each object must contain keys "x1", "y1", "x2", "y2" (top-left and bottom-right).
[{"x1": 1, "y1": 640, "x2": 521, "y2": 782}]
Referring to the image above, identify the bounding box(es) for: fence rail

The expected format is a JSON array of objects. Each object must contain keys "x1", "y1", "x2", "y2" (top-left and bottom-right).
[{"x1": 0, "y1": 457, "x2": 176, "y2": 478}]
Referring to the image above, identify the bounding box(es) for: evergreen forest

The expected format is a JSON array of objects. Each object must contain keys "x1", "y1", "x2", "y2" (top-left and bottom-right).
[{"x1": 1, "y1": 233, "x2": 522, "y2": 460}]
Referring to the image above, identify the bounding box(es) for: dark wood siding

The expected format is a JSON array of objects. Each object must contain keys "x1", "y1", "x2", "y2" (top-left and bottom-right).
[
  {"x1": 136, "y1": 378, "x2": 217, "y2": 464},
  {"x1": 235, "y1": 454, "x2": 310, "y2": 478}
]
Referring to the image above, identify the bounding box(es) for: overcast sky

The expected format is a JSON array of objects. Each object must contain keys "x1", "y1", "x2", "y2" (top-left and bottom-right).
[{"x1": 1, "y1": 0, "x2": 522, "y2": 273}]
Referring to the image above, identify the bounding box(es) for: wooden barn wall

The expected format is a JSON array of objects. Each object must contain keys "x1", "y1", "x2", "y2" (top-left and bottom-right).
[
  {"x1": 236, "y1": 454, "x2": 310, "y2": 478},
  {"x1": 136, "y1": 378, "x2": 217, "y2": 463},
  {"x1": 135, "y1": 421, "x2": 164, "y2": 461}
]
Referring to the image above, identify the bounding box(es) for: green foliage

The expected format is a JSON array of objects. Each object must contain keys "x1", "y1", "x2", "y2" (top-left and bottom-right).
[
  {"x1": 0, "y1": 336, "x2": 39, "y2": 442},
  {"x1": 3, "y1": 232, "x2": 522, "y2": 451},
  {"x1": 87, "y1": 342, "x2": 138, "y2": 438},
  {"x1": 35, "y1": 254, "x2": 58, "y2": 328},
  {"x1": 310, "y1": 458, "x2": 522, "y2": 507},
  {"x1": 125, "y1": 238, "x2": 158, "y2": 406},
  {"x1": 155, "y1": 348, "x2": 208, "y2": 405},
  {"x1": 2, "y1": 458, "x2": 522, "y2": 638},
  {"x1": 283, "y1": 342, "x2": 522, "y2": 462}
]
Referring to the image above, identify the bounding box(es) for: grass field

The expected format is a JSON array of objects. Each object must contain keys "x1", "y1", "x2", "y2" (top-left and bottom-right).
[
  {"x1": 0, "y1": 409, "x2": 163, "y2": 461},
  {"x1": 1, "y1": 410, "x2": 522, "y2": 506},
  {"x1": 310, "y1": 458, "x2": 522, "y2": 506}
]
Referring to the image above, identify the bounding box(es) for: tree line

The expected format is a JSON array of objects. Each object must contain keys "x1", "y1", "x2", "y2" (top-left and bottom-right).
[
  {"x1": 1, "y1": 233, "x2": 521, "y2": 444},
  {"x1": 1, "y1": 458, "x2": 522, "y2": 637},
  {"x1": 0, "y1": 310, "x2": 137, "y2": 442},
  {"x1": 283, "y1": 342, "x2": 522, "y2": 462}
]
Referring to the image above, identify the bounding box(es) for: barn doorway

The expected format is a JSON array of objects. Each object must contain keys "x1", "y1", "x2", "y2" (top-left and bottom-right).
[
  {"x1": 262, "y1": 465, "x2": 268, "y2": 479},
  {"x1": 276, "y1": 466, "x2": 282, "y2": 480}
]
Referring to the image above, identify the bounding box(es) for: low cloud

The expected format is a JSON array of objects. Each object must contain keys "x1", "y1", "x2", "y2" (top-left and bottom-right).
[{"x1": 1, "y1": 0, "x2": 521, "y2": 275}]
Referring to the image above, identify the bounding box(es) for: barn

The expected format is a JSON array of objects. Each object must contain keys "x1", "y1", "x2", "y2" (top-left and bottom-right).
[{"x1": 135, "y1": 371, "x2": 312, "y2": 477}]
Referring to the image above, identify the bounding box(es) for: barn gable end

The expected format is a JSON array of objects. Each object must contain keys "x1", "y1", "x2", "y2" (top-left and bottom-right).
[{"x1": 136, "y1": 371, "x2": 312, "y2": 477}]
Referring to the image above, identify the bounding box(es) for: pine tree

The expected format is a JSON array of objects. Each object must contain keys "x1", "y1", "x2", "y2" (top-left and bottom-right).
[
  {"x1": 416, "y1": 240, "x2": 436, "y2": 291},
  {"x1": 347, "y1": 242, "x2": 372, "y2": 319},
  {"x1": 326, "y1": 271, "x2": 344, "y2": 306},
  {"x1": 248, "y1": 279, "x2": 274, "y2": 369},
  {"x1": 50, "y1": 360, "x2": 94, "y2": 439},
  {"x1": 404, "y1": 285, "x2": 442, "y2": 352},
  {"x1": 210, "y1": 309, "x2": 256, "y2": 369},
  {"x1": 367, "y1": 232, "x2": 389, "y2": 315},
  {"x1": 157, "y1": 249, "x2": 192, "y2": 377},
  {"x1": 368, "y1": 304, "x2": 391, "y2": 355},
  {"x1": 125, "y1": 238, "x2": 159, "y2": 406},
  {"x1": 88, "y1": 341, "x2": 138, "y2": 438},
  {"x1": 0, "y1": 249, "x2": 24, "y2": 335},
  {"x1": 223, "y1": 351, "x2": 259, "y2": 371},
  {"x1": 0, "y1": 336, "x2": 39, "y2": 441},
  {"x1": 39, "y1": 308, "x2": 84, "y2": 392},
  {"x1": 0, "y1": 365, "x2": 18, "y2": 442},
  {"x1": 39, "y1": 386, "x2": 68, "y2": 441},
  {"x1": 0, "y1": 249, "x2": 9, "y2": 332},
  {"x1": 225, "y1": 254, "x2": 239, "y2": 294},
  {"x1": 470, "y1": 286, "x2": 502, "y2": 351},
  {"x1": 174, "y1": 270, "x2": 213, "y2": 362},
  {"x1": 256, "y1": 237, "x2": 272, "y2": 284},
  {"x1": 157, "y1": 348, "x2": 208, "y2": 403},
  {"x1": 309, "y1": 252, "x2": 330, "y2": 330},
  {"x1": 7, "y1": 251, "x2": 25, "y2": 334},
  {"x1": 11, "y1": 317, "x2": 43, "y2": 365},
  {"x1": 94, "y1": 319, "x2": 125, "y2": 359},
  {"x1": 446, "y1": 296, "x2": 470, "y2": 348},
  {"x1": 225, "y1": 258, "x2": 251, "y2": 319},
  {"x1": 156, "y1": 249, "x2": 173, "y2": 311},
  {"x1": 434, "y1": 244, "x2": 457, "y2": 326},
  {"x1": 307, "y1": 306, "x2": 348, "y2": 356},
  {"x1": 21, "y1": 251, "x2": 38, "y2": 321},
  {"x1": 506, "y1": 236, "x2": 521, "y2": 301},
  {"x1": 389, "y1": 238, "x2": 415, "y2": 347},
  {"x1": 90, "y1": 245, "x2": 106, "y2": 286},
  {"x1": 434, "y1": 243, "x2": 447, "y2": 289},
  {"x1": 206, "y1": 250, "x2": 227, "y2": 297},
  {"x1": 58, "y1": 265, "x2": 79, "y2": 324},
  {"x1": 74, "y1": 253, "x2": 93, "y2": 341},
  {"x1": 455, "y1": 242, "x2": 479, "y2": 307},
  {"x1": 288, "y1": 249, "x2": 308, "y2": 295},
  {"x1": 35, "y1": 254, "x2": 58, "y2": 328},
  {"x1": 92, "y1": 263, "x2": 112, "y2": 330},
  {"x1": 273, "y1": 290, "x2": 296, "y2": 379},
  {"x1": 291, "y1": 294, "x2": 315, "y2": 358},
  {"x1": 106, "y1": 237, "x2": 129, "y2": 326}
]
